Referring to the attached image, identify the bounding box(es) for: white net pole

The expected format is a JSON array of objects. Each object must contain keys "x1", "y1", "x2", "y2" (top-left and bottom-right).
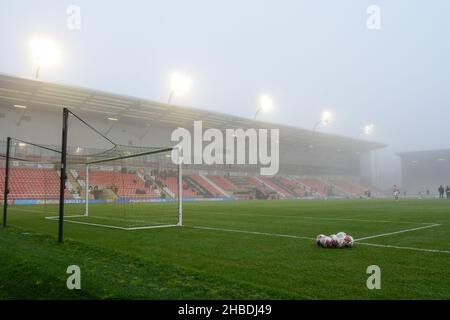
[
  {"x1": 85, "y1": 164, "x2": 89, "y2": 216},
  {"x1": 177, "y1": 147, "x2": 183, "y2": 226}
]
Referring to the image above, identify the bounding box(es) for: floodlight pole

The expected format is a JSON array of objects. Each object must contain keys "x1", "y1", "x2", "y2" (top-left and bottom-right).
[
  {"x1": 3, "y1": 137, "x2": 11, "y2": 227},
  {"x1": 313, "y1": 120, "x2": 322, "y2": 131},
  {"x1": 254, "y1": 107, "x2": 262, "y2": 119},
  {"x1": 58, "y1": 108, "x2": 69, "y2": 244},
  {"x1": 35, "y1": 66, "x2": 41, "y2": 79},
  {"x1": 168, "y1": 91, "x2": 175, "y2": 104}
]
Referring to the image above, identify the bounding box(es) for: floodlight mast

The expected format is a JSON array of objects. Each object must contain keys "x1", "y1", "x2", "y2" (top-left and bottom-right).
[
  {"x1": 363, "y1": 124, "x2": 375, "y2": 136},
  {"x1": 313, "y1": 111, "x2": 333, "y2": 131},
  {"x1": 254, "y1": 94, "x2": 273, "y2": 119},
  {"x1": 30, "y1": 37, "x2": 62, "y2": 79},
  {"x1": 168, "y1": 72, "x2": 191, "y2": 104}
]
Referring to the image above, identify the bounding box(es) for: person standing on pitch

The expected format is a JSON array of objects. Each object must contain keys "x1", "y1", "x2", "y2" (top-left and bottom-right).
[
  {"x1": 393, "y1": 185, "x2": 400, "y2": 201},
  {"x1": 446, "y1": 186, "x2": 450, "y2": 199},
  {"x1": 438, "y1": 185, "x2": 445, "y2": 198}
]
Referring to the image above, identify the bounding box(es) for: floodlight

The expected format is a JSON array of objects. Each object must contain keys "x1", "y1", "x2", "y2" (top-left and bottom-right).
[
  {"x1": 321, "y1": 111, "x2": 333, "y2": 125},
  {"x1": 363, "y1": 123, "x2": 375, "y2": 135},
  {"x1": 30, "y1": 37, "x2": 62, "y2": 78},
  {"x1": 168, "y1": 72, "x2": 192, "y2": 103},
  {"x1": 260, "y1": 94, "x2": 273, "y2": 112},
  {"x1": 313, "y1": 110, "x2": 333, "y2": 130},
  {"x1": 254, "y1": 94, "x2": 274, "y2": 118}
]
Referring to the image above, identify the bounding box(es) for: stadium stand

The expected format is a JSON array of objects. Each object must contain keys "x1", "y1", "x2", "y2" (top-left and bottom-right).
[
  {"x1": 0, "y1": 167, "x2": 72, "y2": 200},
  {"x1": 295, "y1": 178, "x2": 329, "y2": 197},
  {"x1": 328, "y1": 179, "x2": 365, "y2": 197},
  {"x1": 77, "y1": 170, "x2": 160, "y2": 198},
  {"x1": 0, "y1": 74, "x2": 387, "y2": 202}
]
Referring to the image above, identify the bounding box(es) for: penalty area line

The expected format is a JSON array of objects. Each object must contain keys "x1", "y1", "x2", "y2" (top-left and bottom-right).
[
  {"x1": 356, "y1": 242, "x2": 450, "y2": 255},
  {"x1": 190, "y1": 225, "x2": 314, "y2": 240},
  {"x1": 354, "y1": 224, "x2": 441, "y2": 241}
]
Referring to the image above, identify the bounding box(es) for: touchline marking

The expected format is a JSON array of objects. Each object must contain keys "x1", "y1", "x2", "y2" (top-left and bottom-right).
[
  {"x1": 191, "y1": 225, "x2": 314, "y2": 240},
  {"x1": 354, "y1": 224, "x2": 441, "y2": 241},
  {"x1": 356, "y1": 242, "x2": 450, "y2": 255}
]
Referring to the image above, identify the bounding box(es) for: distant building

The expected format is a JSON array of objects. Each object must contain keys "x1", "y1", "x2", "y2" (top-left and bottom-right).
[{"x1": 397, "y1": 149, "x2": 450, "y2": 195}]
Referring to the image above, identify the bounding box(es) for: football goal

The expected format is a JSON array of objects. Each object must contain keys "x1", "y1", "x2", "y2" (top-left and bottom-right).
[{"x1": 2, "y1": 108, "x2": 183, "y2": 243}]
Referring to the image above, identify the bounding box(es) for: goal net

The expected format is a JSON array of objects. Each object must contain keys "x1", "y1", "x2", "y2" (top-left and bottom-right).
[
  {"x1": 59, "y1": 108, "x2": 183, "y2": 231},
  {"x1": 2, "y1": 108, "x2": 182, "y2": 241},
  {"x1": 1, "y1": 138, "x2": 63, "y2": 232},
  {"x1": 62, "y1": 146, "x2": 182, "y2": 230}
]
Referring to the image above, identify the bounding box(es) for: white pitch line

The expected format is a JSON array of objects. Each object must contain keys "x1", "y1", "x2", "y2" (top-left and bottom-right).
[
  {"x1": 191, "y1": 225, "x2": 314, "y2": 240},
  {"x1": 125, "y1": 224, "x2": 180, "y2": 230},
  {"x1": 45, "y1": 216, "x2": 130, "y2": 230},
  {"x1": 355, "y1": 224, "x2": 441, "y2": 241},
  {"x1": 188, "y1": 210, "x2": 437, "y2": 226},
  {"x1": 45, "y1": 215, "x2": 178, "y2": 231},
  {"x1": 356, "y1": 242, "x2": 450, "y2": 255}
]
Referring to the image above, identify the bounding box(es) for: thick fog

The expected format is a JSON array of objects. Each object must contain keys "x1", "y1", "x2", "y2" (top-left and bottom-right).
[{"x1": 1, "y1": 0, "x2": 449, "y2": 188}]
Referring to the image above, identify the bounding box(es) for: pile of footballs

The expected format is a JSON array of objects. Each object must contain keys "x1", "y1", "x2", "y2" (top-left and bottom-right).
[{"x1": 316, "y1": 232, "x2": 354, "y2": 248}]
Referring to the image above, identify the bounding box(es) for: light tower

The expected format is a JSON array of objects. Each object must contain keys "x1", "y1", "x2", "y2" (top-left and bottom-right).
[
  {"x1": 168, "y1": 72, "x2": 192, "y2": 104},
  {"x1": 30, "y1": 37, "x2": 62, "y2": 79},
  {"x1": 313, "y1": 111, "x2": 333, "y2": 130},
  {"x1": 254, "y1": 94, "x2": 273, "y2": 119}
]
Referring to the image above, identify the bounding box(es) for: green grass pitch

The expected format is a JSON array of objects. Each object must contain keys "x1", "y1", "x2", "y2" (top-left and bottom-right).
[{"x1": 0, "y1": 199, "x2": 449, "y2": 299}]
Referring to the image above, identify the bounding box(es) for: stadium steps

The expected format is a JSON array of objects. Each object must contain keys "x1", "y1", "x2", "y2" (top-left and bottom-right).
[
  {"x1": 208, "y1": 175, "x2": 239, "y2": 193},
  {"x1": 199, "y1": 174, "x2": 230, "y2": 197},
  {"x1": 185, "y1": 175, "x2": 212, "y2": 197},
  {"x1": 295, "y1": 178, "x2": 328, "y2": 197},
  {"x1": 148, "y1": 174, "x2": 174, "y2": 198},
  {"x1": 276, "y1": 177, "x2": 305, "y2": 197},
  {"x1": 189, "y1": 174, "x2": 223, "y2": 197},
  {"x1": 66, "y1": 169, "x2": 82, "y2": 199},
  {"x1": 259, "y1": 177, "x2": 293, "y2": 198}
]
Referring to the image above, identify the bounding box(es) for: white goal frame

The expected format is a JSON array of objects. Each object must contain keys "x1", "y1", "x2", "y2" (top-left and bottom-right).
[{"x1": 46, "y1": 147, "x2": 183, "y2": 230}]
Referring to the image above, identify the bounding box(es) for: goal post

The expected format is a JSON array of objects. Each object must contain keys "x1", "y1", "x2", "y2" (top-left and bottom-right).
[
  {"x1": 66, "y1": 145, "x2": 184, "y2": 230},
  {"x1": 84, "y1": 163, "x2": 89, "y2": 217},
  {"x1": 2, "y1": 107, "x2": 184, "y2": 243},
  {"x1": 55, "y1": 107, "x2": 184, "y2": 235}
]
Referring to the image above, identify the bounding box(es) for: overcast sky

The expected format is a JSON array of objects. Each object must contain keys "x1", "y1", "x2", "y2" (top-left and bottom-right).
[{"x1": 1, "y1": 0, "x2": 449, "y2": 152}]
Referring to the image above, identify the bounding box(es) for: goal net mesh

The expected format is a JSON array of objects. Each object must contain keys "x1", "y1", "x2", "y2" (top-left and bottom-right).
[
  {"x1": 1, "y1": 139, "x2": 62, "y2": 233},
  {"x1": 61, "y1": 109, "x2": 182, "y2": 230},
  {"x1": 2, "y1": 109, "x2": 182, "y2": 234}
]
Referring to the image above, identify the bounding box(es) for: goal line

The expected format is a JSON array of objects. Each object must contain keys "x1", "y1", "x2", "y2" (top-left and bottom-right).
[{"x1": 45, "y1": 215, "x2": 181, "y2": 231}]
